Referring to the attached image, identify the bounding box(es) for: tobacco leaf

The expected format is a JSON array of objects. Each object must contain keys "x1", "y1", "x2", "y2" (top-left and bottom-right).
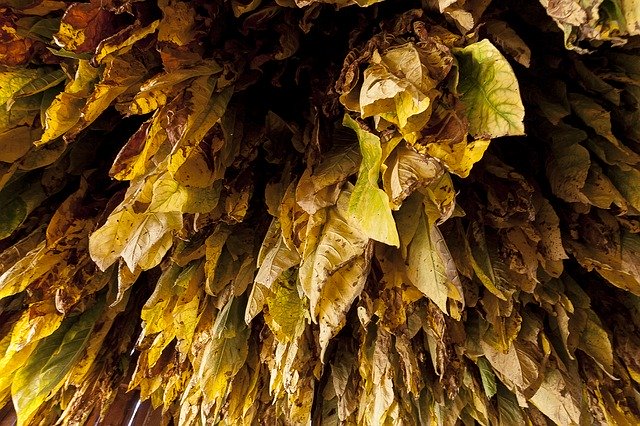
[
  {"x1": 12, "y1": 299, "x2": 104, "y2": 426},
  {"x1": 456, "y1": 39, "x2": 525, "y2": 138},
  {"x1": 343, "y1": 115, "x2": 399, "y2": 247}
]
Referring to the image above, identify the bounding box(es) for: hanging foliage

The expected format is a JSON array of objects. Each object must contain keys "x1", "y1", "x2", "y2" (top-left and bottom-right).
[{"x1": 0, "y1": 0, "x2": 639, "y2": 424}]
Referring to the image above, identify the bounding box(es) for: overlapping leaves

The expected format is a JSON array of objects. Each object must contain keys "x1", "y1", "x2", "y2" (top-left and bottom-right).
[{"x1": 0, "y1": 0, "x2": 639, "y2": 425}]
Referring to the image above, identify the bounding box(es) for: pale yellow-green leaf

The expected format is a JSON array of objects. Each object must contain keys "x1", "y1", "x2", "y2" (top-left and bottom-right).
[
  {"x1": 149, "y1": 174, "x2": 190, "y2": 213},
  {"x1": 296, "y1": 143, "x2": 361, "y2": 214},
  {"x1": 89, "y1": 207, "x2": 182, "y2": 271},
  {"x1": 577, "y1": 311, "x2": 614, "y2": 376},
  {"x1": 135, "y1": 231, "x2": 175, "y2": 271},
  {"x1": 254, "y1": 232, "x2": 300, "y2": 289},
  {"x1": 120, "y1": 212, "x2": 182, "y2": 271},
  {"x1": 264, "y1": 273, "x2": 307, "y2": 343},
  {"x1": 456, "y1": 39, "x2": 525, "y2": 137},
  {"x1": 404, "y1": 208, "x2": 454, "y2": 314},
  {"x1": 299, "y1": 189, "x2": 367, "y2": 314},
  {"x1": 88, "y1": 208, "x2": 137, "y2": 271},
  {"x1": 343, "y1": 114, "x2": 399, "y2": 246},
  {"x1": 0, "y1": 69, "x2": 40, "y2": 107},
  {"x1": 529, "y1": 368, "x2": 581, "y2": 426},
  {"x1": 0, "y1": 241, "x2": 61, "y2": 300},
  {"x1": 199, "y1": 297, "x2": 249, "y2": 409},
  {"x1": 317, "y1": 251, "x2": 370, "y2": 357}
]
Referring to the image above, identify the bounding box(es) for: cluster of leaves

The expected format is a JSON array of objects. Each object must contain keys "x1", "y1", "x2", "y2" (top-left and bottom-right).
[{"x1": 0, "y1": 0, "x2": 639, "y2": 425}]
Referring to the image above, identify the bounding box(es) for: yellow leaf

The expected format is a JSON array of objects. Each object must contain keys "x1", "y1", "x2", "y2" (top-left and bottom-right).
[
  {"x1": 168, "y1": 85, "x2": 233, "y2": 177},
  {"x1": 93, "y1": 20, "x2": 160, "y2": 64},
  {"x1": 199, "y1": 297, "x2": 249, "y2": 411},
  {"x1": 0, "y1": 241, "x2": 61, "y2": 300},
  {"x1": 38, "y1": 60, "x2": 99, "y2": 145},
  {"x1": 529, "y1": 369, "x2": 581, "y2": 425},
  {"x1": 158, "y1": 0, "x2": 197, "y2": 46},
  {"x1": 0, "y1": 126, "x2": 41, "y2": 163},
  {"x1": 110, "y1": 116, "x2": 168, "y2": 181},
  {"x1": 5, "y1": 301, "x2": 64, "y2": 357},
  {"x1": 299, "y1": 188, "x2": 371, "y2": 357},
  {"x1": 129, "y1": 62, "x2": 221, "y2": 115},
  {"x1": 264, "y1": 272, "x2": 307, "y2": 343},
  {"x1": 89, "y1": 206, "x2": 182, "y2": 271}
]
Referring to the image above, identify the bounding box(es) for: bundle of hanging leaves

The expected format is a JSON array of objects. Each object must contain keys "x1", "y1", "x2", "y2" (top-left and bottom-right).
[{"x1": 1, "y1": 0, "x2": 640, "y2": 424}]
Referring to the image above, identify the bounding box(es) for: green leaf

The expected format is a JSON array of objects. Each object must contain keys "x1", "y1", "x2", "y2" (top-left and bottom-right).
[
  {"x1": 0, "y1": 69, "x2": 40, "y2": 107},
  {"x1": 7, "y1": 69, "x2": 66, "y2": 109},
  {"x1": 16, "y1": 17, "x2": 60, "y2": 42},
  {"x1": 456, "y1": 39, "x2": 525, "y2": 137},
  {"x1": 12, "y1": 300, "x2": 104, "y2": 426},
  {"x1": 0, "y1": 197, "x2": 27, "y2": 241},
  {"x1": 343, "y1": 115, "x2": 399, "y2": 247},
  {"x1": 477, "y1": 356, "x2": 497, "y2": 398},
  {"x1": 577, "y1": 311, "x2": 614, "y2": 376},
  {"x1": 497, "y1": 384, "x2": 525, "y2": 425},
  {"x1": 46, "y1": 47, "x2": 93, "y2": 60},
  {"x1": 0, "y1": 175, "x2": 47, "y2": 240},
  {"x1": 606, "y1": 164, "x2": 640, "y2": 212}
]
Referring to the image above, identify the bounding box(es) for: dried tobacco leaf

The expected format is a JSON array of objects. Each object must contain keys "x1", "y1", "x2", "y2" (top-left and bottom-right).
[{"x1": 0, "y1": 0, "x2": 639, "y2": 425}]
